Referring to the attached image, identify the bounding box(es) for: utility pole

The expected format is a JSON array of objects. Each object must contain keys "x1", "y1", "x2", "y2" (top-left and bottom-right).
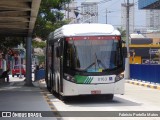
[
  {"x1": 67, "y1": 2, "x2": 69, "y2": 20},
  {"x1": 125, "y1": 0, "x2": 130, "y2": 79},
  {"x1": 106, "y1": 9, "x2": 112, "y2": 24},
  {"x1": 106, "y1": 9, "x2": 107, "y2": 24}
]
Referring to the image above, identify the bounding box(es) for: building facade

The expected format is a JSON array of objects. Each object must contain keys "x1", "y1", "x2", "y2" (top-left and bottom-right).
[
  {"x1": 63, "y1": 0, "x2": 78, "y2": 23},
  {"x1": 146, "y1": 10, "x2": 160, "y2": 30},
  {"x1": 80, "y1": 0, "x2": 98, "y2": 23}
]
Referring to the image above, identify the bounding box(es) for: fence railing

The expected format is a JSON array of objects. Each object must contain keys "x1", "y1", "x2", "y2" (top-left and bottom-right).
[{"x1": 130, "y1": 64, "x2": 160, "y2": 83}]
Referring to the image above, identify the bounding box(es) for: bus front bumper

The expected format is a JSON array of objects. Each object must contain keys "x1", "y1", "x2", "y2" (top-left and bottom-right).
[{"x1": 62, "y1": 79, "x2": 125, "y2": 96}]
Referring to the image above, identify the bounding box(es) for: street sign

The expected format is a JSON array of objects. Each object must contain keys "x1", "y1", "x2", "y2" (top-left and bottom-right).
[
  {"x1": 149, "y1": 49, "x2": 159, "y2": 54},
  {"x1": 142, "y1": 59, "x2": 159, "y2": 64}
]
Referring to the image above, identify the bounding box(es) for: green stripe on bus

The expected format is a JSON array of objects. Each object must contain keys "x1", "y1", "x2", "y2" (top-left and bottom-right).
[
  {"x1": 89, "y1": 77, "x2": 93, "y2": 83},
  {"x1": 86, "y1": 77, "x2": 90, "y2": 84},
  {"x1": 87, "y1": 77, "x2": 91, "y2": 84},
  {"x1": 74, "y1": 75, "x2": 87, "y2": 84},
  {"x1": 84, "y1": 77, "x2": 89, "y2": 84},
  {"x1": 85, "y1": 77, "x2": 89, "y2": 84},
  {"x1": 74, "y1": 75, "x2": 93, "y2": 84}
]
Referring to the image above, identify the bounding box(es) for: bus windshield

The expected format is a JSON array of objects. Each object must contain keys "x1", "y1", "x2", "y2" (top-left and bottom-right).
[{"x1": 65, "y1": 38, "x2": 122, "y2": 72}]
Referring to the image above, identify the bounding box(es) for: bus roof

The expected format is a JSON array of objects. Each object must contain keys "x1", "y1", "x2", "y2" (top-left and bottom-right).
[{"x1": 50, "y1": 24, "x2": 121, "y2": 40}]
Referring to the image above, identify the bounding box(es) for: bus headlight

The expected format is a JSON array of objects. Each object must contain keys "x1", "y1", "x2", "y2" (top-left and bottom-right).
[
  {"x1": 64, "y1": 74, "x2": 76, "y2": 83},
  {"x1": 115, "y1": 73, "x2": 124, "y2": 82}
]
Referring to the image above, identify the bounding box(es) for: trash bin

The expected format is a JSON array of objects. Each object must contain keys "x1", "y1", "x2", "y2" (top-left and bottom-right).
[{"x1": 34, "y1": 69, "x2": 45, "y2": 81}]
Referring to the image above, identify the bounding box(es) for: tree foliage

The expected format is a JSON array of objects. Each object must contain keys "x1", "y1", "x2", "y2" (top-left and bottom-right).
[
  {"x1": 0, "y1": 0, "x2": 71, "y2": 53},
  {"x1": 117, "y1": 27, "x2": 126, "y2": 40},
  {"x1": 34, "y1": 0, "x2": 71, "y2": 40},
  {"x1": 0, "y1": 37, "x2": 24, "y2": 54},
  {"x1": 32, "y1": 40, "x2": 46, "y2": 49}
]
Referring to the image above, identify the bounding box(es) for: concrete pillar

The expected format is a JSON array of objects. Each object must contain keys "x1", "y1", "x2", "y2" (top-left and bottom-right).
[{"x1": 25, "y1": 37, "x2": 33, "y2": 86}]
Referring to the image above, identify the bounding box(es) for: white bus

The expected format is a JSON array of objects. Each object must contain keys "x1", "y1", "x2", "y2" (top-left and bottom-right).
[{"x1": 45, "y1": 24, "x2": 126, "y2": 101}]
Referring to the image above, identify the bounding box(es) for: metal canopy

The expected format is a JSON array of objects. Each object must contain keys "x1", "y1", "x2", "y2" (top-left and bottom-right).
[
  {"x1": 0, "y1": 0, "x2": 41, "y2": 37},
  {"x1": 0, "y1": 0, "x2": 41, "y2": 86}
]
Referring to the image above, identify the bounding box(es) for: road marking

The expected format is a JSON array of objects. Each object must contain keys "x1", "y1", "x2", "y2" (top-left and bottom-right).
[
  {"x1": 39, "y1": 87, "x2": 62, "y2": 119},
  {"x1": 126, "y1": 80, "x2": 160, "y2": 90}
]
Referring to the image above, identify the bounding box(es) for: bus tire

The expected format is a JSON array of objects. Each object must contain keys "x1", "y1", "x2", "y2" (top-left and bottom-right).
[
  {"x1": 105, "y1": 94, "x2": 114, "y2": 100},
  {"x1": 47, "y1": 86, "x2": 51, "y2": 92},
  {"x1": 59, "y1": 95, "x2": 68, "y2": 102},
  {"x1": 57, "y1": 79, "x2": 60, "y2": 94}
]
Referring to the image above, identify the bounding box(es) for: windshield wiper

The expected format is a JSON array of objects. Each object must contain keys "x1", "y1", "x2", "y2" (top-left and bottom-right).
[
  {"x1": 95, "y1": 53, "x2": 107, "y2": 69},
  {"x1": 84, "y1": 62, "x2": 96, "y2": 71},
  {"x1": 84, "y1": 53, "x2": 107, "y2": 71},
  {"x1": 97, "y1": 59, "x2": 107, "y2": 69}
]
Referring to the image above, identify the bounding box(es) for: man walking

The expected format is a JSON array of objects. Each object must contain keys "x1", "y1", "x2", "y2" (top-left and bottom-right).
[{"x1": 0, "y1": 69, "x2": 10, "y2": 82}]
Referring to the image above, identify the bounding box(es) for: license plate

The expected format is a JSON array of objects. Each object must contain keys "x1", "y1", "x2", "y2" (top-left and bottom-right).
[{"x1": 91, "y1": 90, "x2": 101, "y2": 94}]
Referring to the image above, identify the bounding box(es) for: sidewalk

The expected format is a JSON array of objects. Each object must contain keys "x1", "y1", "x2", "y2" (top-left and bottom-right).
[{"x1": 0, "y1": 75, "x2": 57, "y2": 120}]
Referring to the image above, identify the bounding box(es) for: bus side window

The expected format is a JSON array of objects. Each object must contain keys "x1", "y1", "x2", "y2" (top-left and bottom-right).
[{"x1": 67, "y1": 49, "x2": 71, "y2": 67}]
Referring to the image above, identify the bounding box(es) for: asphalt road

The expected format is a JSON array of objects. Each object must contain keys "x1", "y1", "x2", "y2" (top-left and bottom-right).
[
  {"x1": 43, "y1": 82, "x2": 160, "y2": 120},
  {"x1": 1, "y1": 75, "x2": 160, "y2": 120}
]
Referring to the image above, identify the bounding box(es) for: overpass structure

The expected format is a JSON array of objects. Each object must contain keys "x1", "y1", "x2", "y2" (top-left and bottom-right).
[{"x1": 0, "y1": 0, "x2": 41, "y2": 86}]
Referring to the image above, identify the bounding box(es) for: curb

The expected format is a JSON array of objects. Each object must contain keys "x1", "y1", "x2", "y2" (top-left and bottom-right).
[
  {"x1": 40, "y1": 89, "x2": 62, "y2": 118},
  {"x1": 126, "y1": 80, "x2": 160, "y2": 90},
  {"x1": 38, "y1": 81, "x2": 63, "y2": 119}
]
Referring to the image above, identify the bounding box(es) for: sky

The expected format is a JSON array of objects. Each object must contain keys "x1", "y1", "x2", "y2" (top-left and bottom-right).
[{"x1": 75, "y1": 0, "x2": 146, "y2": 29}]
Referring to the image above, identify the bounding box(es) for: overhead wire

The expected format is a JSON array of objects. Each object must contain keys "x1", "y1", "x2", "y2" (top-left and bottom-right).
[
  {"x1": 74, "y1": 0, "x2": 145, "y2": 27},
  {"x1": 73, "y1": 0, "x2": 112, "y2": 19},
  {"x1": 73, "y1": 0, "x2": 111, "y2": 9},
  {"x1": 78, "y1": 0, "x2": 121, "y2": 16}
]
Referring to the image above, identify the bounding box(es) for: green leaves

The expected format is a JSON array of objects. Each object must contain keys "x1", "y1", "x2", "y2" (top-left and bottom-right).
[
  {"x1": 32, "y1": 40, "x2": 46, "y2": 49},
  {"x1": 117, "y1": 27, "x2": 126, "y2": 41},
  {"x1": 0, "y1": 37, "x2": 24, "y2": 54},
  {"x1": 33, "y1": 0, "x2": 71, "y2": 40}
]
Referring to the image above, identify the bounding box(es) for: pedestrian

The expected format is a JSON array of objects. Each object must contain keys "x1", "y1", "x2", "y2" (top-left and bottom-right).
[
  {"x1": 39, "y1": 64, "x2": 44, "y2": 69},
  {"x1": 36, "y1": 65, "x2": 39, "y2": 70},
  {"x1": 0, "y1": 68, "x2": 10, "y2": 82}
]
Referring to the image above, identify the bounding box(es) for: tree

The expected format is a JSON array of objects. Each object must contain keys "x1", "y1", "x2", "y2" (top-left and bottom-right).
[
  {"x1": 33, "y1": 0, "x2": 72, "y2": 64},
  {"x1": 0, "y1": 0, "x2": 71, "y2": 53},
  {"x1": 32, "y1": 40, "x2": 46, "y2": 49},
  {"x1": 117, "y1": 27, "x2": 126, "y2": 41},
  {"x1": 34, "y1": 0, "x2": 71, "y2": 40},
  {"x1": 0, "y1": 37, "x2": 24, "y2": 54}
]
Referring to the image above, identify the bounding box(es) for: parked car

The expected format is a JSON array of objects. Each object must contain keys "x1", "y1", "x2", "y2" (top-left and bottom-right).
[{"x1": 12, "y1": 65, "x2": 26, "y2": 77}]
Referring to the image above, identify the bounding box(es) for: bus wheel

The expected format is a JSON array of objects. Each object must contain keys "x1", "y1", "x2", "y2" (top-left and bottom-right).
[
  {"x1": 59, "y1": 95, "x2": 67, "y2": 102},
  {"x1": 47, "y1": 86, "x2": 51, "y2": 92},
  {"x1": 105, "y1": 94, "x2": 114, "y2": 100}
]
